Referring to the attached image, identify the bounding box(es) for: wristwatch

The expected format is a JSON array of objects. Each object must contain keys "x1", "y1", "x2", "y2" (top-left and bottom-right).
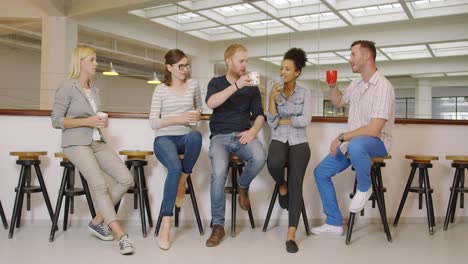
[{"x1": 338, "y1": 133, "x2": 345, "y2": 143}]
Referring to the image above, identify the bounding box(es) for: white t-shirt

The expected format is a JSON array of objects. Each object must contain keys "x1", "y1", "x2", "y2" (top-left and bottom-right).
[{"x1": 84, "y1": 89, "x2": 102, "y2": 141}]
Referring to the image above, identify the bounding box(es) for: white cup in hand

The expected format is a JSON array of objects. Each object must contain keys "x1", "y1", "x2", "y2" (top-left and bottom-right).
[
  {"x1": 187, "y1": 110, "x2": 199, "y2": 126},
  {"x1": 271, "y1": 76, "x2": 284, "y2": 90},
  {"x1": 248, "y1": 72, "x2": 260, "y2": 85},
  {"x1": 96, "y1": 112, "x2": 108, "y2": 128}
]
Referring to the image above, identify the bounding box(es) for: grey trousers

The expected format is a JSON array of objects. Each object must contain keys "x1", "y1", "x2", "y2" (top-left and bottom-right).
[{"x1": 64, "y1": 141, "x2": 133, "y2": 226}]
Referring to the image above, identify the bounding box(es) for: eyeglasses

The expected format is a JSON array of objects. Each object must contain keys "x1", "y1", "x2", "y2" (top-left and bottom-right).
[{"x1": 173, "y1": 63, "x2": 191, "y2": 71}]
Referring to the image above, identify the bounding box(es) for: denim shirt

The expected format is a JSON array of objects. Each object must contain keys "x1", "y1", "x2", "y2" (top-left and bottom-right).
[{"x1": 267, "y1": 84, "x2": 312, "y2": 145}]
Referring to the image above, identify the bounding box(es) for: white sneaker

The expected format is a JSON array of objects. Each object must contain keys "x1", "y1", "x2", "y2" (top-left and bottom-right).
[
  {"x1": 310, "y1": 224, "x2": 343, "y2": 236},
  {"x1": 349, "y1": 187, "x2": 373, "y2": 213},
  {"x1": 118, "y1": 234, "x2": 135, "y2": 255}
]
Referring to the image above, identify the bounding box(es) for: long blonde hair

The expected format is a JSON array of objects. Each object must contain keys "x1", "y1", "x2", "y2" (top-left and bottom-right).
[{"x1": 69, "y1": 45, "x2": 96, "y2": 79}]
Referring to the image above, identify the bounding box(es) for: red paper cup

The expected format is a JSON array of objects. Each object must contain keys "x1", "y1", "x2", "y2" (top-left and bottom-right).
[{"x1": 326, "y1": 70, "x2": 337, "y2": 85}]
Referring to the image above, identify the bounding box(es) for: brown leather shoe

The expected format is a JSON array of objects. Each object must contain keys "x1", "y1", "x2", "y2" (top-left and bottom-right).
[
  {"x1": 206, "y1": 225, "x2": 225, "y2": 247},
  {"x1": 238, "y1": 185, "x2": 250, "y2": 210}
]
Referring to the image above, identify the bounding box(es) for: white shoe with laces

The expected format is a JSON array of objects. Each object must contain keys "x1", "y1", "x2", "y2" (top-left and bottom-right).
[
  {"x1": 310, "y1": 224, "x2": 343, "y2": 236},
  {"x1": 118, "y1": 234, "x2": 135, "y2": 255},
  {"x1": 349, "y1": 187, "x2": 373, "y2": 213}
]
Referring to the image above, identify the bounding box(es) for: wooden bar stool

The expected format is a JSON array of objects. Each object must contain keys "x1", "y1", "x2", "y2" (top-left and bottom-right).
[
  {"x1": 444, "y1": 155, "x2": 468, "y2": 230},
  {"x1": 226, "y1": 155, "x2": 255, "y2": 237},
  {"x1": 0, "y1": 200, "x2": 7, "y2": 229},
  {"x1": 8, "y1": 151, "x2": 54, "y2": 238},
  {"x1": 155, "y1": 154, "x2": 204, "y2": 236},
  {"x1": 394, "y1": 155, "x2": 439, "y2": 234},
  {"x1": 49, "y1": 152, "x2": 96, "y2": 242},
  {"x1": 346, "y1": 156, "x2": 392, "y2": 245},
  {"x1": 262, "y1": 162, "x2": 311, "y2": 235},
  {"x1": 116, "y1": 150, "x2": 153, "y2": 237}
]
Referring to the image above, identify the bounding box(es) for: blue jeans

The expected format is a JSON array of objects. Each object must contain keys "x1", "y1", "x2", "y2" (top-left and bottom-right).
[
  {"x1": 209, "y1": 132, "x2": 266, "y2": 226},
  {"x1": 313, "y1": 136, "x2": 388, "y2": 226},
  {"x1": 154, "y1": 131, "x2": 202, "y2": 216}
]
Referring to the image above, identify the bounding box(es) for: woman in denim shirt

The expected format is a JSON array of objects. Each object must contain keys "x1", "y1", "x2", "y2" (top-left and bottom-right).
[{"x1": 266, "y1": 48, "x2": 312, "y2": 253}]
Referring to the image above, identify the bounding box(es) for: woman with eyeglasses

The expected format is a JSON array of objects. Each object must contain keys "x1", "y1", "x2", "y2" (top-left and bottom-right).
[{"x1": 149, "y1": 49, "x2": 202, "y2": 250}]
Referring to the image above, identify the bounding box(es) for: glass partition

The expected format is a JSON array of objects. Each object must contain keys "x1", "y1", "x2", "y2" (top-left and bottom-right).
[{"x1": 1, "y1": 0, "x2": 468, "y2": 121}]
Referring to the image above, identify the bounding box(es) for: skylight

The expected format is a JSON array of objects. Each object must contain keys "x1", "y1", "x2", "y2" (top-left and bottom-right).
[
  {"x1": 429, "y1": 41, "x2": 468, "y2": 57},
  {"x1": 380, "y1": 45, "x2": 432, "y2": 60}
]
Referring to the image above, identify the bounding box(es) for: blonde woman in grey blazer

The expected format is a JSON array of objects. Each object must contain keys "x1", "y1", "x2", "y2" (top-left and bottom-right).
[{"x1": 51, "y1": 45, "x2": 135, "y2": 255}]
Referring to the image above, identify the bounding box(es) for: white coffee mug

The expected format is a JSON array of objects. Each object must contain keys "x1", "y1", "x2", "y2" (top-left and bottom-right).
[
  {"x1": 249, "y1": 72, "x2": 260, "y2": 85},
  {"x1": 271, "y1": 76, "x2": 284, "y2": 90},
  {"x1": 96, "y1": 111, "x2": 108, "y2": 120}
]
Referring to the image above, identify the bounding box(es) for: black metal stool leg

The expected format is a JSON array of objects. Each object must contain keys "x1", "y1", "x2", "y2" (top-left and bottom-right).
[
  {"x1": 422, "y1": 169, "x2": 434, "y2": 235},
  {"x1": 140, "y1": 167, "x2": 153, "y2": 227},
  {"x1": 16, "y1": 166, "x2": 28, "y2": 228},
  {"x1": 237, "y1": 167, "x2": 254, "y2": 229},
  {"x1": 231, "y1": 166, "x2": 237, "y2": 237},
  {"x1": 444, "y1": 168, "x2": 460, "y2": 230},
  {"x1": 69, "y1": 169, "x2": 75, "y2": 215},
  {"x1": 133, "y1": 174, "x2": 138, "y2": 210},
  {"x1": 371, "y1": 170, "x2": 392, "y2": 242},
  {"x1": 424, "y1": 168, "x2": 436, "y2": 228},
  {"x1": 460, "y1": 171, "x2": 465, "y2": 209},
  {"x1": 394, "y1": 166, "x2": 417, "y2": 226},
  {"x1": 248, "y1": 207, "x2": 255, "y2": 228},
  {"x1": 154, "y1": 204, "x2": 163, "y2": 236},
  {"x1": 114, "y1": 201, "x2": 121, "y2": 213},
  {"x1": 301, "y1": 199, "x2": 311, "y2": 236},
  {"x1": 50, "y1": 167, "x2": 69, "y2": 242},
  {"x1": 81, "y1": 174, "x2": 96, "y2": 218},
  {"x1": 0, "y1": 201, "x2": 8, "y2": 229},
  {"x1": 63, "y1": 196, "x2": 70, "y2": 231},
  {"x1": 376, "y1": 167, "x2": 388, "y2": 218},
  {"x1": 9, "y1": 166, "x2": 27, "y2": 239},
  {"x1": 15, "y1": 183, "x2": 25, "y2": 229},
  {"x1": 418, "y1": 172, "x2": 423, "y2": 210},
  {"x1": 34, "y1": 164, "x2": 55, "y2": 224},
  {"x1": 187, "y1": 175, "x2": 204, "y2": 235},
  {"x1": 26, "y1": 169, "x2": 31, "y2": 211},
  {"x1": 450, "y1": 170, "x2": 464, "y2": 223},
  {"x1": 345, "y1": 213, "x2": 356, "y2": 245},
  {"x1": 175, "y1": 207, "x2": 180, "y2": 227},
  {"x1": 136, "y1": 167, "x2": 147, "y2": 237},
  {"x1": 263, "y1": 184, "x2": 279, "y2": 232}
]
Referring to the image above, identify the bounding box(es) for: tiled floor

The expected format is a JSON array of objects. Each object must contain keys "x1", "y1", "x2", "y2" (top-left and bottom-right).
[{"x1": 1, "y1": 221, "x2": 466, "y2": 264}]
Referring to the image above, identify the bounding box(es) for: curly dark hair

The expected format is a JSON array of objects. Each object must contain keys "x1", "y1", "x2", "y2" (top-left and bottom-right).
[{"x1": 283, "y1": 47, "x2": 307, "y2": 75}]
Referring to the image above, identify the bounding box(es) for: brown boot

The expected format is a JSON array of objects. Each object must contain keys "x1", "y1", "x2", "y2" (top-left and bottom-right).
[
  {"x1": 238, "y1": 185, "x2": 250, "y2": 210},
  {"x1": 206, "y1": 225, "x2": 225, "y2": 247}
]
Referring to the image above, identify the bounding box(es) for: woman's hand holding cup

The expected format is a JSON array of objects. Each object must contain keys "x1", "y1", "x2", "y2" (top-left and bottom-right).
[
  {"x1": 183, "y1": 110, "x2": 201, "y2": 126},
  {"x1": 88, "y1": 112, "x2": 108, "y2": 128}
]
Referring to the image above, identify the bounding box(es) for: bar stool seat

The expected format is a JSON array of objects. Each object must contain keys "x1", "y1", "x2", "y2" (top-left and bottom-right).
[
  {"x1": 262, "y1": 161, "x2": 311, "y2": 235},
  {"x1": 225, "y1": 155, "x2": 255, "y2": 237},
  {"x1": 394, "y1": 154, "x2": 439, "y2": 234},
  {"x1": 155, "y1": 154, "x2": 204, "y2": 236},
  {"x1": 444, "y1": 155, "x2": 468, "y2": 230},
  {"x1": 8, "y1": 151, "x2": 54, "y2": 239},
  {"x1": 116, "y1": 150, "x2": 154, "y2": 237},
  {"x1": 346, "y1": 155, "x2": 392, "y2": 245},
  {"x1": 49, "y1": 152, "x2": 96, "y2": 242}
]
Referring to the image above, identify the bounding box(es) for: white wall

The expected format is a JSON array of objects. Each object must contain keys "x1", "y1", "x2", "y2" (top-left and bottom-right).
[{"x1": 1, "y1": 115, "x2": 467, "y2": 228}]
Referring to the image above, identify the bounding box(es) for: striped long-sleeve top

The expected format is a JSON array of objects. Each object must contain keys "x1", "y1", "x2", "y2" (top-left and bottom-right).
[{"x1": 149, "y1": 78, "x2": 202, "y2": 137}]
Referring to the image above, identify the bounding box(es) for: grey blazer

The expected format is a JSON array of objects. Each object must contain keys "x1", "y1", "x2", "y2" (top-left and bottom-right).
[{"x1": 51, "y1": 79, "x2": 105, "y2": 147}]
